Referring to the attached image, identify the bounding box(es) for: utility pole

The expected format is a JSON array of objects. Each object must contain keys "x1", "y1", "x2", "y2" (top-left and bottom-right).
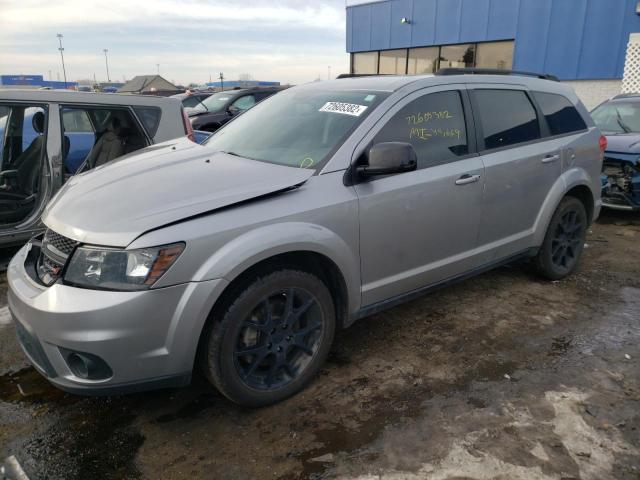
[
  {"x1": 103, "y1": 49, "x2": 110, "y2": 82},
  {"x1": 219, "y1": 72, "x2": 224, "y2": 91},
  {"x1": 156, "y1": 63, "x2": 160, "y2": 75},
  {"x1": 56, "y1": 33, "x2": 67, "y2": 87}
]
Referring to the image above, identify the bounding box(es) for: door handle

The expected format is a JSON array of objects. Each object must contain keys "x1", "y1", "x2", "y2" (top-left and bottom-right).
[
  {"x1": 542, "y1": 153, "x2": 560, "y2": 163},
  {"x1": 455, "y1": 174, "x2": 481, "y2": 186}
]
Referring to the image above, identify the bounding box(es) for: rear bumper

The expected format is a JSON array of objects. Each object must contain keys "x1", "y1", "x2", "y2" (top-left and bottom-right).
[{"x1": 7, "y1": 243, "x2": 228, "y2": 395}]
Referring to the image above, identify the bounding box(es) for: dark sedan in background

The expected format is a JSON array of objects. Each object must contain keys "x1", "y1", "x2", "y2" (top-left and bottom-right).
[
  {"x1": 188, "y1": 86, "x2": 286, "y2": 133},
  {"x1": 592, "y1": 94, "x2": 640, "y2": 211},
  {"x1": 171, "y1": 91, "x2": 214, "y2": 111}
]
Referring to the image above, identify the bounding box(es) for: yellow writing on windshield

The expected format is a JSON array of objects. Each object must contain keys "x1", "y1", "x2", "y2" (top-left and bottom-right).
[{"x1": 300, "y1": 157, "x2": 314, "y2": 168}]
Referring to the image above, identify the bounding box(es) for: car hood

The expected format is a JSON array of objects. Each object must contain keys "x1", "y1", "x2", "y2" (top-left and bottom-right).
[
  {"x1": 604, "y1": 133, "x2": 640, "y2": 154},
  {"x1": 43, "y1": 137, "x2": 314, "y2": 246}
]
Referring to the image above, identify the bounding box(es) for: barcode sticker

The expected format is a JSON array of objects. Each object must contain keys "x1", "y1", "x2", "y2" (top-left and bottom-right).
[{"x1": 319, "y1": 102, "x2": 368, "y2": 116}]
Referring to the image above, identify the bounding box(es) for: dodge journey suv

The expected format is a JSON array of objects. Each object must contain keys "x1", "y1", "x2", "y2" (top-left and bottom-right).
[{"x1": 8, "y1": 71, "x2": 603, "y2": 406}]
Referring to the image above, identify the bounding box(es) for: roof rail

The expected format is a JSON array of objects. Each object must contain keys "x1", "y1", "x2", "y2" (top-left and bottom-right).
[
  {"x1": 612, "y1": 93, "x2": 640, "y2": 99},
  {"x1": 435, "y1": 68, "x2": 559, "y2": 82},
  {"x1": 336, "y1": 73, "x2": 392, "y2": 79}
]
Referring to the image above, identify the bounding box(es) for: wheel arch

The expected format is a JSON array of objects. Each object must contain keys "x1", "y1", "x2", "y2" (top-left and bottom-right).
[{"x1": 533, "y1": 169, "x2": 598, "y2": 246}]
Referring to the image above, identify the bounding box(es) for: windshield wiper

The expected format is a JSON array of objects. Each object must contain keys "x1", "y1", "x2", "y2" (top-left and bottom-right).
[{"x1": 615, "y1": 108, "x2": 632, "y2": 133}]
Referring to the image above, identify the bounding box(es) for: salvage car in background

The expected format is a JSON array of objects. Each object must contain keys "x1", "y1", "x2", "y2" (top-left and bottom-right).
[
  {"x1": 0, "y1": 90, "x2": 190, "y2": 246},
  {"x1": 8, "y1": 71, "x2": 603, "y2": 406},
  {"x1": 171, "y1": 91, "x2": 213, "y2": 112},
  {"x1": 188, "y1": 86, "x2": 286, "y2": 133},
  {"x1": 591, "y1": 94, "x2": 640, "y2": 211}
]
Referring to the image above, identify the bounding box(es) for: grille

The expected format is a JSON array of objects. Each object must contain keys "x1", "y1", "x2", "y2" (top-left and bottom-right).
[
  {"x1": 43, "y1": 229, "x2": 78, "y2": 258},
  {"x1": 37, "y1": 229, "x2": 79, "y2": 285}
]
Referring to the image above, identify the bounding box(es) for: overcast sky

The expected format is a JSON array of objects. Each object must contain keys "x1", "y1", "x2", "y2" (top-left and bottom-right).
[{"x1": 0, "y1": 0, "x2": 350, "y2": 85}]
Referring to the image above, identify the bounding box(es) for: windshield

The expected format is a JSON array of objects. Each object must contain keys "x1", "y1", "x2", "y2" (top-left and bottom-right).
[
  {"x1": 193, "y1": 92, "x2": 235, "y2": 113},
  {"x1": 204, "y1": 88, "x2": 388, "y2": 170},
  {"x1": 592, "y1": 101, "x2": 640, "y2": 134}
]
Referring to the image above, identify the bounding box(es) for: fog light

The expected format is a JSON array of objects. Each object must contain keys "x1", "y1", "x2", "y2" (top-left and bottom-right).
[{"x1": 61, "y1": 349, "x2": 113, "y2": 380}]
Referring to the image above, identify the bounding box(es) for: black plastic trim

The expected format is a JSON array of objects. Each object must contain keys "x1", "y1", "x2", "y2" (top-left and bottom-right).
[
  {"x1": 348, "y1": 248, "x2": 537, "y2": 325},
  {"x1": 50, "y1": 372, "x2": 192, "y2": 396}
]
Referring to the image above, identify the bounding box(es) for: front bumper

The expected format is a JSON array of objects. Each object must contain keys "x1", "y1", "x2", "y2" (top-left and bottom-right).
[{"x1": 7, "y1": 243, "x2": 228, "y2": 395}]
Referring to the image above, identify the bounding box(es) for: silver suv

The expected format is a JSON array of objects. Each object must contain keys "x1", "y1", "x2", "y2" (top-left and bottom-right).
[{"x1": 8, "y1": 72, "x2": 603, "y2": 406}]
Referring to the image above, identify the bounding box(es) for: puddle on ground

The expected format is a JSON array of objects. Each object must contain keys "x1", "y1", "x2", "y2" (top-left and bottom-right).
[{"x1": 0, "y1": 367, "x2": 74, "y2": 404}]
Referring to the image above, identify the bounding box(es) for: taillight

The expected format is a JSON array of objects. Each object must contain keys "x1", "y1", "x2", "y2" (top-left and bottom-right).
[
  {"x1": 182, "y1": 108, "x2": 195, "y2": 142},
  {"x1": 599, "y1": 134, "x2": 607, "y2": 153}
]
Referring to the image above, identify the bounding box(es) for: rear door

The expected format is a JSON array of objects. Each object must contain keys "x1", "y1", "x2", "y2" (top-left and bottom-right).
[
  {"x1": 354, "y1": 85, "x2": 485, "y2": 306},
  {"x1": 469, "y1": 85, "x2": 561, "y2": 262}
]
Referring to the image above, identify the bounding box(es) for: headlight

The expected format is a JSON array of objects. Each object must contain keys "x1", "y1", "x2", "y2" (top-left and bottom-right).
[{"x1": 64, "y1": 243, "x2": 184, "y2": 291}]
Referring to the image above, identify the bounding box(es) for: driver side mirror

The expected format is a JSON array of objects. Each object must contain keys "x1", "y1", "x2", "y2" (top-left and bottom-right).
[
  {"x1": 227, "y1": 105, "x2": 239, "y2": 115},
  {"x1": 356, "y1": 142, "x2": 417, "y2": 179}
]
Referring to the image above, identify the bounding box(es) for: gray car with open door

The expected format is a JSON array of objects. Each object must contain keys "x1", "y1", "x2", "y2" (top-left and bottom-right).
[{"x1": 0, "y1": 90, "x2": 191, "y2": 246}]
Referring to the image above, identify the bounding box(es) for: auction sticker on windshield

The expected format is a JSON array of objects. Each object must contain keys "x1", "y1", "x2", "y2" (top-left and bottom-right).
[{"x1": 319, "y1": 102, "x2": 368, "y2": 116}]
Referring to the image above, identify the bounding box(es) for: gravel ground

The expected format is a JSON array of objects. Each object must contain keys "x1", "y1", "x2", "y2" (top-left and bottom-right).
[{"x1": 0, "y1": 210, "x2": 639, "y2": 480}]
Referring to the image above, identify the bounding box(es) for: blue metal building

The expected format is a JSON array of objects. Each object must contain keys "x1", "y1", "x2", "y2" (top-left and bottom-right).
[
  {"x1": 0, "y1": 75, "x2": 78, "y2": 90},
  {"x1": 346, "y1": 0, "x2": 640, "y2": 81}
]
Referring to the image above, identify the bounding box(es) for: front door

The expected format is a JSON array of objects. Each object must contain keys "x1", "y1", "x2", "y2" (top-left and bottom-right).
[{"x1": 354, "y1": 86, "x2": 485, "y2": 306}]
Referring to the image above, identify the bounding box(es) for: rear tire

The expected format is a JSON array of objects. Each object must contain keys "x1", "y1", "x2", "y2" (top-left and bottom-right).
[
  {"x1": 200, "y1": 269, "x2": 335, "y2": 407},
  {"x1": 534, "y1": 196, "x2": 587, "y2": 280}
]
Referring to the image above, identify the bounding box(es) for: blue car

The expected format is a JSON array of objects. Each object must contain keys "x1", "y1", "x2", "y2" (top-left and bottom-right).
[{"x1": 592, "y1": 94, "x2": 640, "y2": 211}]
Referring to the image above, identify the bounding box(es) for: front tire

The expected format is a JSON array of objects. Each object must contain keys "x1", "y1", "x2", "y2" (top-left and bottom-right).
[
  {"x1": 201, "y1": 269, "x2": 336, "y2": 407},
  {"x1": 534, "y1": 196, "x2": 588, "y2": 280}
]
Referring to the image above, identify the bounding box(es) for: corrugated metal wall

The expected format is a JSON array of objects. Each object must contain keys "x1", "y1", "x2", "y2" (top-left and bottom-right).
[{"x1": 346, "y1": 0, "x2": 640, "y2": 80}]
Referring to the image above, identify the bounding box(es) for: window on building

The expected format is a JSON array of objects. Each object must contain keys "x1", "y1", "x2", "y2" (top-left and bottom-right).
[
  {"x1": 533, "y1": 92, "x2": 587, "y2": 136},
  {"x1": 440, "y1": 44, "x2": 475, "y2": 69},
  {"x1": 353, "y1": 52, "x2": 379, "y2": 74},
  {"x1": 473, "y1": 89, "x2": 540, "y2": 150},
  {"x1": 475, "y1": 41, "x2": 514, "y2": 70},
  {"x1": 379, "y1": 49, "x2": 407, "y2": 74},
  {"x1": 373, "y1": 90, "x2": 469, "y2": 170},
  {"x1": 351, "y1": 40, "x2": 515, "y2": 75},
  {"x1": 407, "y1": 47, "x2": 439, "y2": 75}
]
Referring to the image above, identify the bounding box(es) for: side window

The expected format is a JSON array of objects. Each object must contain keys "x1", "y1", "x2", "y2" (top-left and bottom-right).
[
  {"x1": 182, "y1": 96, "x2": 201, "y2": 108},
  {"x1": 232, "y1": 95, "x2": 256, "y2": 111},
  {"x1": 533, "y1": 92, "x2": 587, "y2": 136},
  {"x1": 473, "y1": 89, "x2": 540, "y2": 150},
  {"x1": 61, "y1": 108, "x2": 96, "y2": 175},
  {"x1": 61, "y1": 107, "x2": 149, "y2": 178},
  {"x1": 373, "y1": 90, "x2": 469, "y2": 170},
  {"x1": 132, "y1": 106, "x2": 161, "y2": 137}
]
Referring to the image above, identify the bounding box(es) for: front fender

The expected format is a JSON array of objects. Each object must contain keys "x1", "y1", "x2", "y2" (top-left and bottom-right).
[
  {"x1": 193, "y1": 222, "x2": 362, "y2": 313},
  {"x1": 532, "y1": 167, "x2": 600, "y2": 246}
]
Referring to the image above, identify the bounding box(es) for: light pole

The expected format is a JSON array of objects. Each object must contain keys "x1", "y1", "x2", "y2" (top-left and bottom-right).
[
  {"x1": 56, "y1": 33, "x2": 67, "y2": 87},
  {"x1": 103, "y1": 49, "x2": 110, "y2": 82},
  {"x1": 156, "y1": 63, "x2": 160, "y2": 75},
  {"x1": 219, "y1": 72, "x2": 224, "y2": 91}
]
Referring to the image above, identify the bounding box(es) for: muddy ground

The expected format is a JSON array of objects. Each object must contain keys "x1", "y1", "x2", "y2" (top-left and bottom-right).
[{"x1": 0, "y1": 211, "x2": 639, "y2": 480}]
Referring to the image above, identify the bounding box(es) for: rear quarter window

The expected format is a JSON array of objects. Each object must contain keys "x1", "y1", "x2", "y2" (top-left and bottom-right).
[
  {"x1": 473, "y1": 89, "x2": 540, "y2": 150},
  {"x1": 533, "y1": 92, "x2": 587, "y2": 136},
  {"x1": 133, "y1": 106, "x2": 162, "y2": 138}
]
